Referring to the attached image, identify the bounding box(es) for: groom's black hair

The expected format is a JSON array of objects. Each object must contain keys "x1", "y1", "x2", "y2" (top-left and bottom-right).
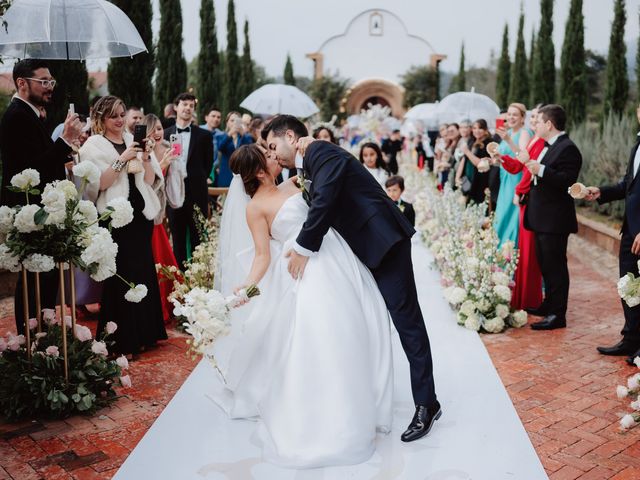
[{"x1": 261, "y1": 114, "x2": 308, "y2": 141}]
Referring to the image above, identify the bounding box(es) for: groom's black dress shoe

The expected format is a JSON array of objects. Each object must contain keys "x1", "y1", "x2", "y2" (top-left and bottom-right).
[
  {"x1": 401, "y1": 401, "x2": 442, "y2": 442},
  {"x1": 525, "y1": 306, "x2": 549, "y2": 316},
  {"x1": 530, "y1": 315, "x2": 566, "y2": 330},
  {"x1": 626, "y1": 349, "x2": 640, "y2": 366},
  {"x1": 597, "y1": 339, "x2": 640, "y2": 356}
]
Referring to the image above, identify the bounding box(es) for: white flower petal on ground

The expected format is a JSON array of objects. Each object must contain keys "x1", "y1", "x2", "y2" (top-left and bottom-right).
[
  {"x1": 124, "y1": 284, "x2": 148, "y2": 303},
  {"x1": 106, "y1": 197, "x2": 134, "y2": 228}
]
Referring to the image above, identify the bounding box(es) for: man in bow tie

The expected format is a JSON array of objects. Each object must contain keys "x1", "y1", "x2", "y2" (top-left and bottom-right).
[
  {"x1": 522, "y1": 104, "x2": 582, "y2": 331},
  {"x1": 163, "y1": 93, "x2": 214, "y2": 269}
]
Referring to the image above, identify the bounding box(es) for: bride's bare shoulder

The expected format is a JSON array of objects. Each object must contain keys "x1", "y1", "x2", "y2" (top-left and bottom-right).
[{"x1": 278, "y1": 178, "x2": 300, "y2": 195}]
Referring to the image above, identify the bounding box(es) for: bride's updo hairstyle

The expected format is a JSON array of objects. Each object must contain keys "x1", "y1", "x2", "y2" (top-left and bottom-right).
[{"x1": 229, "y1": 144, "x2": 269, "y2": 197}]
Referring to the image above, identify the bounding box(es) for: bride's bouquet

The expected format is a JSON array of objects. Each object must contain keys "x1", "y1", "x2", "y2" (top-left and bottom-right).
[
  {"x1": 171, "y1": 285, "x2": 260, "y2": 369},
  {"x1": 617, "y1": 264, "x2": 640, "y2": 307}
]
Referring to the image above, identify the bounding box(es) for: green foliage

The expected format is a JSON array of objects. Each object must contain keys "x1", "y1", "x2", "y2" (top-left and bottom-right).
[
  {"x1": 46, "y1": 61, "x2": 88, "y2": 128},
  {"x1": 453, "y1": 43, "x2": 466, "y2": 92},
  {"x1": 637, "y1": 10, "x2": 640, "y2": 104},
  {"x1": 308, "y1": 75, "x2": 348, "y2": 121},
  {"x1": 0, "y1": 325, "x2": 122, "y2": 419},
  {"x1": 560, "y1": 0, "x2": 586, "y2": 125},
  {"x1": 528, "y1": 27, "x2": 537, "y2": 105},
  {"x1": 107, "y1": 0, "x2": 154, "y2": 113},
  {"x1": 531, "y1": 0, "x2": 555, "y2": 104},
  {"x1": 196, "y1": 0, "x2": 221, "y2": 118},
  {"x1": 508, "y1": 12, "x2": 529, "y2": 105},
  {"x1": 239, "y1": 20, "x2": 255, "y2": 102},
  {"x1": 284, "y1": 54, "x2": 295, "y2": 86},
  {"x1": 223, "y1": 0, "x2": 241, "y2": 114},
  {"x1": 585, "y1": 50, "x2": 607, "y2": 121},
  {"x1": 496, "y1": 24, "x2": 511, "y2": 109},
  {"x1": 604, "y1": 0, "x2": 629, "y2": 116},
  {"x1": 574, "y1": 114, "x2": 635, "y2": 221},
  {"x1": 401, "y1": 65, "x2": 439, "y2": 108},
  {"x1": 154, "y1": 0, "x2": 187, "y2": 113}
]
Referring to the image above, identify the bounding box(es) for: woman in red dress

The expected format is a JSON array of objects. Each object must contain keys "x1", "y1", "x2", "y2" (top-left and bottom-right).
[
  {"x1": 497, "y1": 105, "x2": 545, "y2": 311},
  {"x1": 145, "y1": 114, "x2": 180, "y2": 324}
]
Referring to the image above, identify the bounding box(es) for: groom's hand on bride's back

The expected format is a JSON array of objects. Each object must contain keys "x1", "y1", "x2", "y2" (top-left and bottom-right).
[
  {"x1": 295, "y1": 136, "x2": 315, "y2": 157},
  {"x1": 285, "y1": 249, "x2": 309, "y2": 280}
]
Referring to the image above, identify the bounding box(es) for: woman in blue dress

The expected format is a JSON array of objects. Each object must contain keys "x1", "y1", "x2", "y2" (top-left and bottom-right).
[
  {"x1": 493, "y1": 103, "x2": 531, "y2": 247},
  {"x1": 215, "y1": 111, "x2": 254, "y2": 187}
]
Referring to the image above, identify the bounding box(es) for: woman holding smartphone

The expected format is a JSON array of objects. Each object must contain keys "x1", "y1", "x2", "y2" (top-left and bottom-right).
[
  {"x1": 79, "y1": 96, "x2": 167, "y2": 358},
  {"x1": 215, "y1": 111, "x2": 254, "y2": 187}
]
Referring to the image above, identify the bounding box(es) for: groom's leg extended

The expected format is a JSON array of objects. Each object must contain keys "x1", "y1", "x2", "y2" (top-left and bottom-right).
[{"x1": 371, "y1": 238, "x2": 437, "y2": 406}]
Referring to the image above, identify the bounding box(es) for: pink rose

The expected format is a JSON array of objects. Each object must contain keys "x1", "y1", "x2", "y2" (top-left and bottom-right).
[
  {"x1": 7, "y1": 334, "x2": 25, "y2": 351},
  {"x1": 28, "y1": 318, "x2": 38, "y2": 330},
  {"x1": 115, "y1": 355, "x2": 129, "y2": 370},
  {"x1": 74, "y1": 324, "x2": 92, "y2": 342},
  {"x1": 105, "y1": 321, "x2": 118, "y2": 335},
  {"x1": 45, "y1": 345, "x2": 59, "y2": 357},
  {"x1": 90, "y1": 340, "x2": 108, "y2": 357},
  {"x1": 42, "y1": 308, "x2": 56, "y2": 324},
  {"x1": 119, "y1": 375, "x2": 132, "y2": 388}
]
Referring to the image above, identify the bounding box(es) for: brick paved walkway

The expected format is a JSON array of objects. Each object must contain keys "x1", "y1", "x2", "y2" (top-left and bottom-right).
[{"x1": 0, "y1": 238, "x2": 639, "y2": 479}]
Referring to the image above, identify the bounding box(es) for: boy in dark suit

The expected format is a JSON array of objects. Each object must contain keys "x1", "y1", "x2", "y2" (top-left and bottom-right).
[{"x1": 385, "y1": 175, "x2": 416, "y2": 227}]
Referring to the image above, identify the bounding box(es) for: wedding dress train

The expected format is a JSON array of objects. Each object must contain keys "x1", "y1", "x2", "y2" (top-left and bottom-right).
[{"x1": 211, "y1": 192, "x2": 393, "y2": 468}]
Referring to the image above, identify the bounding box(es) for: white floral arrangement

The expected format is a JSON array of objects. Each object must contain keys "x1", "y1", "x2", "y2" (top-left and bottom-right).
[
  {"x1": 616, "y1": 356, "x2": 640, "y2": 430},
  {"x1": 407, "y1": 168, "x2": 526, "y2": 333},
  {"x1": 617, "y1": 264, "x2": 640, "y2": 307},
  {"x1": 0, "y1": 167, "x2": 146, "y2": 302}
]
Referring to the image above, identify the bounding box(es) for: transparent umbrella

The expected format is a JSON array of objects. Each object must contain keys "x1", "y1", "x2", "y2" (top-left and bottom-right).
[
  {"x1": 404, "y1": 102, "x2": 440, "y2": 129},
  {"x1": 240, "y1": 84, "x2": 319, "y2": 118},
  {"x1": 436, "y1": 89, "x2": 500, "y2": 126},
  {"x1": 0, "y1": 0, "x2": 147, "y2": 60}
]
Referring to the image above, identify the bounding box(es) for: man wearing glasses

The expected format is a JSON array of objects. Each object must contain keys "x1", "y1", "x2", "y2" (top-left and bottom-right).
[{"x1": 0, "y1": 59, "x2": 82, "y2": 335}]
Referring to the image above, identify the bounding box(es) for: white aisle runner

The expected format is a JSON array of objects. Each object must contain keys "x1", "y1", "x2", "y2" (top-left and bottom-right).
[{"x1": 115, "y1": 242, "x2": 548, "y2": 480}]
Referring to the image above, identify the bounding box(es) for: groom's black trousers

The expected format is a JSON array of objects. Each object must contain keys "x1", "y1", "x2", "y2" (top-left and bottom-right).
[{"x1": 370, "y1": 238, "x2": 437, "y2": 406}]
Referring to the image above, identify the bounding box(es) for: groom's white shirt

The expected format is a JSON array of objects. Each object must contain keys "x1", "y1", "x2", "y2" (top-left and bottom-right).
[{"x1": 293, "y1": 152, "x2": 315, "y2": 257}]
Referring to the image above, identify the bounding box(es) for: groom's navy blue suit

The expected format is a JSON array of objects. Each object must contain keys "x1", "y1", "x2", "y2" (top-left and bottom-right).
[{"x1": 298, "y1": 141, "x2": 437, "y2": 406}]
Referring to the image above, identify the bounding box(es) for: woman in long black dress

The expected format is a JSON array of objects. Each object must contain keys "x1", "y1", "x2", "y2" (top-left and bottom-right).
[{"x1": 79, "y1": 96, "x2": 167, "y2": 357}]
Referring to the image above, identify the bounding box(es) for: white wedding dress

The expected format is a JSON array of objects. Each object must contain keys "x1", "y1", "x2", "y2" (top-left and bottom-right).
[{"x1": 211, "y1": 187, "x2": 393, "y2": 469}]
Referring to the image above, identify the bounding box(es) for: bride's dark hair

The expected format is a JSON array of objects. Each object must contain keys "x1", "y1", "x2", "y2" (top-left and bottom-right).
[{"x1": 229, "y1": 144, "x2": 269, "y2": 197}]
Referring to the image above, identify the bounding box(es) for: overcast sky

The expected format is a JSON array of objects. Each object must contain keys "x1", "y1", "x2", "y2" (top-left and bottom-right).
[{"x1": 144, "y1": 0, "x2": 640, "y2": 78}]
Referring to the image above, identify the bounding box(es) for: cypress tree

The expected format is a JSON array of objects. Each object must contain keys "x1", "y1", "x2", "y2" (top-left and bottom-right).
[
  {"x1": 107, "y1": 0, "x2": 154, "y2": 113},
  {"x1": 154, "y1": 0, "x2": 187, "y2": 113},
  {"x1": 223, "y1": 0, "x2": 241, "y2": 113},
  {"x1": 196, "y1": 0, "x2": 221, "y2": 118},
  {"x1": 495, "y1": 24, "x2": 511, "y2": 109},
  {"x1": 637, "y1": 9, "x2": 640, "y2": 104},
  {"x1": 529, "y1": 27, "x2": 537, "y2": 105},
  {"x1": 240, "y1": 19, "x2": 255, "y2": 100},
  {"x1": 454, "y1": 42, "x2": 466, "y2": 92},
  {"x1": 284, "y1": 54, "x2": 295, "y2": 86},
  {"x1": 560, "y1": 0, "x2": 586, "y2": 125},
  {"x1": 531, "y1": 0, "x2": 555, "y2": 104},
  {"x1": 47, "y1": 61, "x2": 89, "y2": 129},
  {"x1": 508, "y1": 12, "x2": 529, "y2": 104},
  {"x1": 604, "y1": 0, "x2": 628, "y2": 116}
]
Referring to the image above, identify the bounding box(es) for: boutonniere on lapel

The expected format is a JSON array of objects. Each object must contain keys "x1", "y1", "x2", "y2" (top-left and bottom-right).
[
  {"x1": 296, "y1": 171, "x2": 312, "y2": 205},
  {"x1": 397, "y1": 202, "x2": 406, "y2": 213}
]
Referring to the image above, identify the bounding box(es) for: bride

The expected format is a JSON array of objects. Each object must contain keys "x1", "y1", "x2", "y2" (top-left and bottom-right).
[{"x1": 211, "y1": 144, "x2": 393, "y2": 468}]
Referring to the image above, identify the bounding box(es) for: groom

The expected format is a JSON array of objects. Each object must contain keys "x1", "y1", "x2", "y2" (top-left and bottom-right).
[{"x1": 262, "y1": 115, "x2": 440, "y2": 442}]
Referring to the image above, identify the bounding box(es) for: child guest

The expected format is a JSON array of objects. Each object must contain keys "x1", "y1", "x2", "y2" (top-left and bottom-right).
[{"x1": 385, "y1": 175, "x2": 415, "y2": 227}]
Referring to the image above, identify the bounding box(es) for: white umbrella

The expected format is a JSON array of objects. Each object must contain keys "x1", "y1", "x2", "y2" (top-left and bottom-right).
[
  {"x1": 0, "y1": 0, "x2": 147, "y2": 60},
  {"x1": 436, "y1": 89, "x2": 500, "y2": 126},
  {"x1": 240, "y1": 84, "x2": 319, "y2": 118},
  {"x1": 404, "y1": 102, "x2": 440, "y2": 129}
]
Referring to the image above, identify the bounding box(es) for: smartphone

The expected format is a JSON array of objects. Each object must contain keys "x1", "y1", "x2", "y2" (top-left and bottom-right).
[
  {"x1": 495, "y1": 118, "x2": 505, "y2": 129},
  {"x1": 133, "y1": 124, "x2": 147, "y2": 147},
  {"x1": 169, "y1": 133, "x2": 182, "y2": 156},
  {"x1": 69, "y1": 103, "x2": 75, "y2": 114}
]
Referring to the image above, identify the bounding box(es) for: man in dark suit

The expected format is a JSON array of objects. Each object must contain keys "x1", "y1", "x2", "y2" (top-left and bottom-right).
[
  {"x1": 385, "y1": 175, "x2": 416, "y2": 227},
  {"x1": 0, "y1": 59, "x2": 82, "y2": 334},
  {"x1": 163, "y1": 93, "x2": 213, "y2": 269},
  {"x1": 523, "y1": 104, "x2": 582, "y2": 330},
  {"x1": 584, "y1": 104, "x2": 640, "y2": 364},
  {"x1": 263, "y1": 115, "x2": 440, "y2": 443}
]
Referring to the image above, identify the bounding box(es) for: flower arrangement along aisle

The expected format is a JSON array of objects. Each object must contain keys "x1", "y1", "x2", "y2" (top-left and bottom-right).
[
  {"x1": 0, "y1": 166, "x2": 141, "y2": 418},
  {"x1": 406, "y1": 168, "x2": 527, "y2": 333},
  {"x1": 616, "y1": 356, "x2": 640, "y2": 430}
]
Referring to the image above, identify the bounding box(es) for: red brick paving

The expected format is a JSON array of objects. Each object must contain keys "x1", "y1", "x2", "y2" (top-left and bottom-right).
[
  {"x1": 483, "y1": 251, "x2": 640, "y2": 479},
  {"x1": 0, "y1": 246, "x2": 639, "y2": 479}
]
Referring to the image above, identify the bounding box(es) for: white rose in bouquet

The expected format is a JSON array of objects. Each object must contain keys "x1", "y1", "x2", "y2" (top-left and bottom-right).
[
  {"x1": 22, "y1": 254, "x2": 55, "y2": 273},
  {"x1": 495, "y1": 304, "x2": 510, "y2": 319},
  {"x1": 0, "y1": 244, "x2": 21, "y2": 272},
  {"x1": 10, "y1": 169, "x2": 40, "y2": 189},
  {"x1": 509, "y1": 310, "x2": 528, "y2": 328},
  {"x1": 73, "y1": 161, "x2": 101, "y2": 186},
  {"x1": 0, "y1": 206, "x2": 15, "y2": 234},
  {"x1": 106, "y1": 197, "x2": 134, "y2": 228},
  {"x1": 493, "y1": 285, "x2": 512, "y2": 303},
  {"x1": 14, "y1": 204, "x2": 42, "y2": 233},
  {"x1": 464, "y1": 313, "x2": 481, "y2": 331},
  {"x1": 483, "y1": 316, "x2": 506, "y2": 333}
]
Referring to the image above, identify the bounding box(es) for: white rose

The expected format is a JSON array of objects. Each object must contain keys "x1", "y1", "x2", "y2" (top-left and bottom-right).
[
  {"x1": 628, "y1": 373, "x2": 640, "y2": 391},
  {"x1": 449, "y1": 287, "x2": 467, "y2": 305},
  {"x1": 90, "y1": 340, "x2": 109, "y2": 356},
  {"x1": 45, "y1": 345, "x2": 59, "y2": 357},
  {"x1": 464, "y1": 313, "x2": 481, "y2": 331},
  {"x1": 22, "y1": 254, "x2": 55, "y2": 273},
  {"x1": 491, "y1": 271, "x2": 510, "y2": 286},
  {"x1": 41, "y1": 185, "x2": 66, "y2": 210},
  {"x1": 13, "y1": 204, "x2": 42, "y2": 233},
  {"x1": 495, "y1": 304, "x2": 510, "y2": 319},
  {"x1": 466, "y1": 257, "x2": 479, "y2": 269},
  {"x1": 78, "y1": 200, "x2": 98, "y2": 223},
  {"x1": 105, "y1": 321, "x2": 118, "y2": 335},
  {"x1": 0, "y1": 244, "x2": 21, "y2": 272},
  {"x1": 477, "y1": 298, "x2": 491, "y2": 313},
  {"x1": 493, "y1": 285, "x2": 512, "y2": 303},
  {"x1": 0, "y1": 206, "x2": 15, "y2": 234},
  {"x1": 620, "y1": 414, "x2": 637, "y2": 430},
  {"x1": 617, "y1": 385, "x2": 630, "y2": 398},
  {"x1": 10, "y1": 168, "x2": 40, "y2": 189},
  {"x1": 509, "y1": 310, "x2": 528, "y2": 328},
  {"x1": 483, "y1": 317, "x2": 505, "y2": 333},
  {"x1": 631, "y1": 399, "x2": 640, "y2": 411},
  {"x1": 124, "y1": 284, "x2": 148, "y2": 303},
  {"x1": 74, "y1": 324, "x2": 93, "y2": 342},
  {"x1": 116, "y1": 355, "x2": 129, "y2": 370},
  {"x1": 634, "y1": 356, "x2": 640, "y2": 368},
  {"x1": 44, "y1": 208, "x2": 66, "y2": 226},
  {"x1": 106, "y1": 197, "x2": 134, "y2": 228},
  {"x1": 459, "y1": 300, "x2": 476, "y2": 316},
  {"x1": 627, "y1": 296, "x2": 640, "y2": 308},
  {"x1": 120, "y1": 375, "x2": 132, "y2": 388},
  {"x1": 73, "y1": 161, "x2": 101, "y2": 185},
  {"x1": 55, "y1": 180, "x2": 77, "y2": 200}
]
